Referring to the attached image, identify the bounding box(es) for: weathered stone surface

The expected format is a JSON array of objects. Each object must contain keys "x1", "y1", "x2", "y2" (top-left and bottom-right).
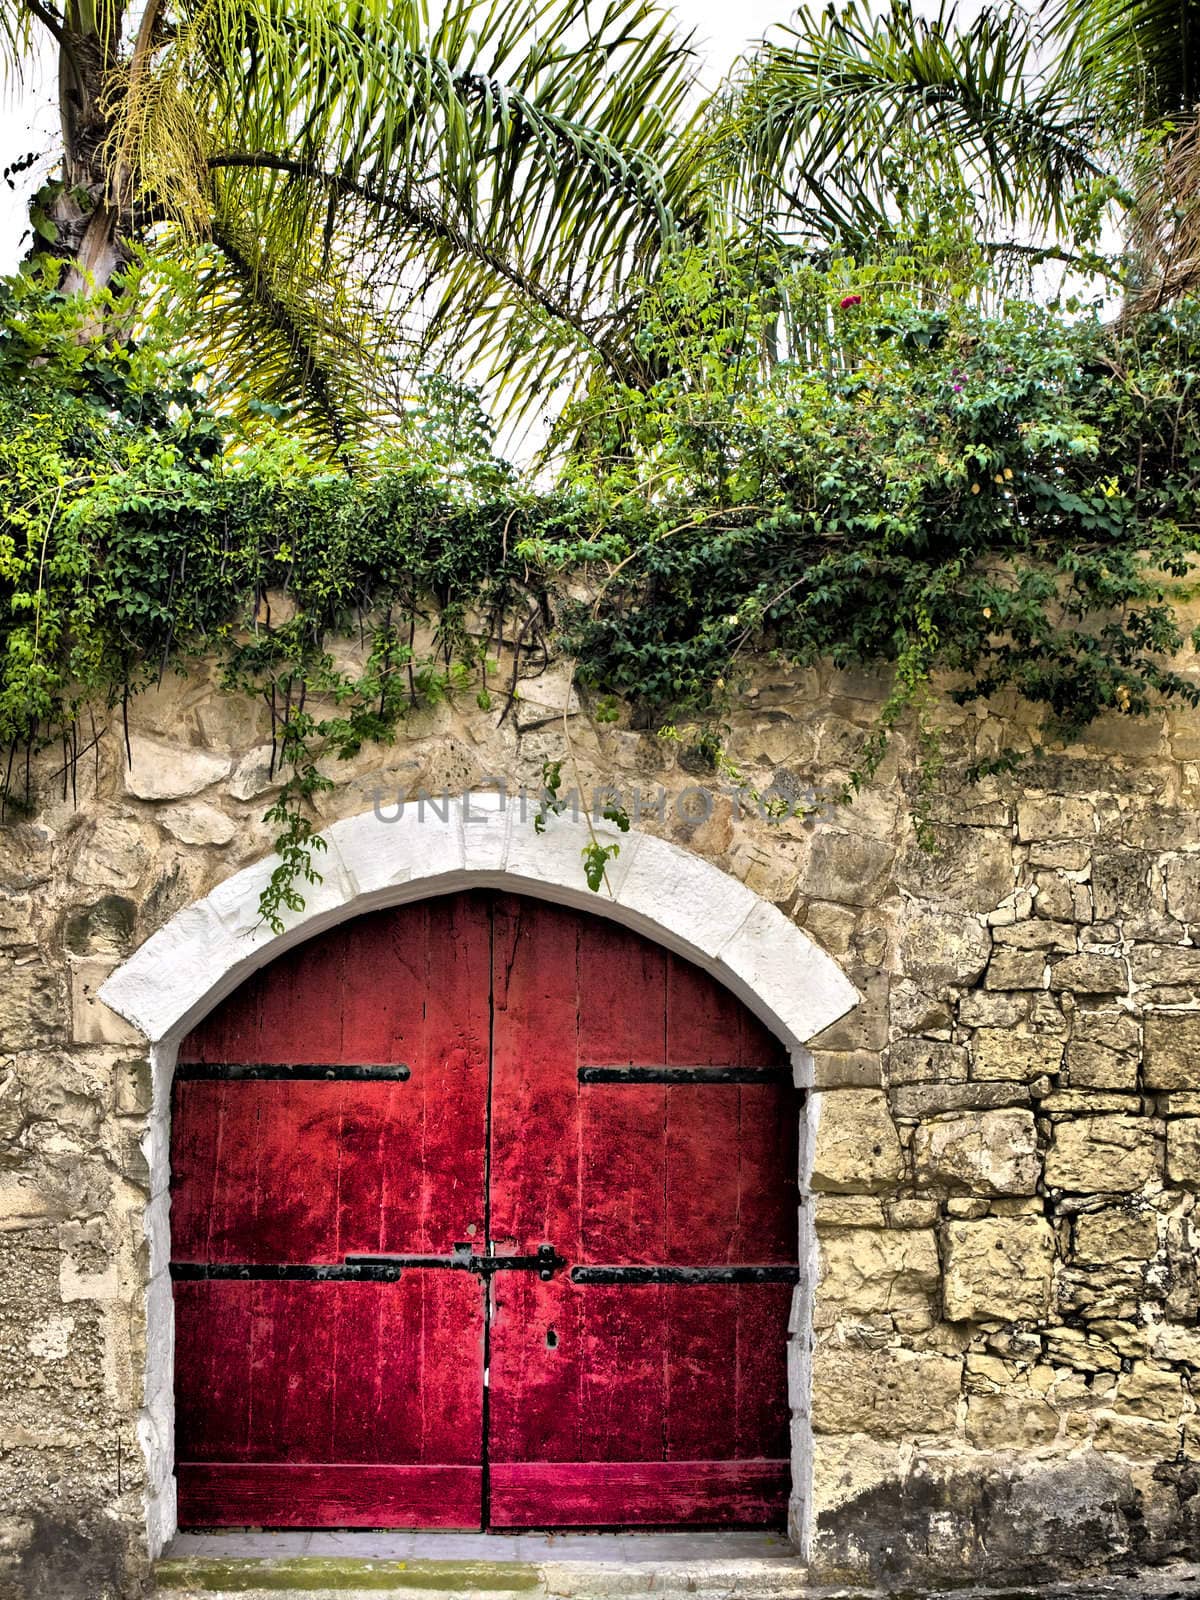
[
  {"x1": 1131, "y1": 944, "x2": 1200, "y2": 991},
  {"x1": 814, "y1": 1227, "x2": 941, "y2": 1327},
  {"x1": 119, "y1": 736, "x2": 232, "y2": 801},
  {"x1": 898, "y1": 907, "x2": 991, "y2": 989},
  {"x1": 1074, "y1": 1206, "x2": 1159, "y2": 1265},
  {"x1": 68, "y1": 958, "x2": 141, "y2": 1046},
  {"x1": 810, "y1": 1090, "x2": 904, "y2": 1194},
  {"x1": 1017, "y1": 797, "x2": 1095, "y2": 841},
  {"x1": 1049, "y1": 953, "x2": 1127, "y2": 993},
  {"x1": 1166, "y1": 1118, "x2": 1200, "y2": 1186},
  {"x1": 970, "y1": 1030, "x2": 1064, "y2": 1082},
  {"x1": 993, "y1": 921, "x2": 1076, "y2": 952},
  {"x1": 891, "y1": 1081, "x2": 1030, "y2": 1120},
  {"x1": 913, "y1": 1109, "x2": 1039, "y2": 1195},
  {"x1": 966, "y1": 1388, "x2": 1061, "y2": 1447},
  {"x1": 958, "y1": 990, "x2": 1030, "y2": 1028},
  {"x1": 811, "y1": 1343, "x2": 961, "y2": 1436},
  {"x1": 1045, "y1": 1115, "x2": 1163, "y2": 1193},
  {"x1": 796, "y1": 830, "x2": 895, "y2": 906},
  {"x1": 155, "y1": 801, "x2": 237, "y2": 846},
  {"x1": 69, "y1": 818, "x2": 152, "y2": 890},
  {"x1": 1144, "y1": 1013, "x2": 1200, "y2": 1090},
  {"x1": 984, "y1": 948, "x2": 1046, "y2": 989},
  {"x1": 897, "y1": 826, "x2": 1012, "y2": 913},
  {"x1": 1114, "y1": 1361, "x2": 1185, "y2": 1421},
  {"x1": 1164, "y1": 855, "x2": 1200, "y2": 923},
  {"x1": 943, "y1": 1216, "x2": 1056, "y2": 1322},
  {"x1": 1066, "y1": 1038, "x2": 1138, "y2": 1090},
  {"x1": 812, "y1": 1050, "x2": 882, "y2": 1087},
  {"x1": 885, "y1": 1038, "x2": 968, "y2": 1086}
]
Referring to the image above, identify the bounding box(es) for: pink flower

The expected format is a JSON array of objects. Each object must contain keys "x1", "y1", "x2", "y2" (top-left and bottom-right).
[{"x1": 838, "y1": 294, "x2": 862, "y2": 309}]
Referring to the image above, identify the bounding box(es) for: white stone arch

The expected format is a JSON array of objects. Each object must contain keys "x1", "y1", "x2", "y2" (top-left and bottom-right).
[{"x1": 100, "y1": 794, "x2": 859, "y2": 1558}]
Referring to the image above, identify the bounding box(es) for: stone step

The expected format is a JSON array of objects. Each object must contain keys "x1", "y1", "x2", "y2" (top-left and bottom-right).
[{"x1": 153, "y1": 1553, "x2": 812, "y2": 1599}]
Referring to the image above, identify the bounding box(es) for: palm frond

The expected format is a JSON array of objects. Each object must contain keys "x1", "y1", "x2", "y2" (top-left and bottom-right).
[
  {"x1": 721, "y1": 0, "x2": 1104, "y2": 252},
  {"x1": 111, "y1": 0, "x2": 707, "y2": 424},
  {"x1": 1044, "y1": 0, "x2": 1200, "y2": 126}
]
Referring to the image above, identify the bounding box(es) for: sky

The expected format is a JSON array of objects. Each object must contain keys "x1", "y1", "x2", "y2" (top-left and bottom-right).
[{"x1": 0, "y1": 0, "x2": 793, "y2": 271}]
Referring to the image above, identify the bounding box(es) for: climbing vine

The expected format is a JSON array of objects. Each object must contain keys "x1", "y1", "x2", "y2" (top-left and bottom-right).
[{"x1": 4, "y1": 253, "x2": 1200, "y2": 925}]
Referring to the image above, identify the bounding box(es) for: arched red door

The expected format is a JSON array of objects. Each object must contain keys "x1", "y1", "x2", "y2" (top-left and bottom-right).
[{"x1": 170, "y1": 891, "x2": 799, "y2": 1530}]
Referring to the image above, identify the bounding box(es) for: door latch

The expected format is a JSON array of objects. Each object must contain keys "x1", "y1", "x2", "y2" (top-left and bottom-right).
[{"x1": 344, "y1": 1242, "x2": 565, "y2": 1281}]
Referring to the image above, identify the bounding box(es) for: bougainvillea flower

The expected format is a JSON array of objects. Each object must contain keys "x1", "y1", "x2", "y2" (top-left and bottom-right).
[{"x1": 838, "y1": 294, "x2": 863, "y2": 309}]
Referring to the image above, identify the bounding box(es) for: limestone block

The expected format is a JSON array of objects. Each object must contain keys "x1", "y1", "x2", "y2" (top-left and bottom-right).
[
  {"x1": 810, "y1": 1343, "x2": 961, "y2": 1437},
  {"x1": 966, "y1": 1390, "x2": 1060, "y2": 1448},
  {"x1": 811, "y1": 1051, "x2": 882, "y2": 1088},
  {"x1": 70, "y1": 958, "x2": 142, "y2": 1045},
  {"x1": 1066, "y1": 1039, "x2": 1138, "y2": 1090},
  {"x1": 970, "y1": 1030, "x2": 1064, "y2": 1082},
  {"x1": 943, "y1": 1216, "x2": 1056, "y2": 1322},
  {"x1": 1074, "y1": 1206, "x2": 1158, "y2": 1266},
  {"x1": 1115, "y1": 1361, "x2": 1186, "y2": 1422},
  {"x1": 813, "y1": 1195, "x2": 886, "y2": 1229},
  {"x1": 913, "y1": 1108, "x2": 1040, "y2": 1195},
  {"x1": 1091, "y1": 1412, "x2": 1181, "y2": 1458},
  {"x1": 1017, "y1": 797, "x2": 1095, "y2": 841},
  {"x1": 887, "y1": 980, "x2": 953, "y2": 1039},
  {"x1": 1165, "y1": 855, "x2": 1200, "y2": 923},
  {"x1": 898, "y1": 907, "x2": 991, "y2": 989},
  {"x1": 1131, "y1": 944, "x2": 1200, "y2": 991},
  {"x1": 814, "y1": 1227, "x2": 940, "y2": 1325},
  {"x1": 1045, "y1": 1115, "x2": 1162, "y2": 1193},
  {"x1": 796, "y1": 830, "x2": 895, "y2": 907},
  {"x1": 1035, "y1": 872, "x2": 1076, "y2": 922},
  {"x1": 70, "y1": 817, "x2": 153, "y2": 890},
  {"x1": 810, "y1": 1090, "x2": 904, "y2": 1194},
  {"x1": 897, "y1": 825, "x2": 1013, "y2": 913},
  {"x1": 891, "y1": 1081, "x2": 1030, "y2": 1120},
  {"x1": 1150, "y1": 1324, "x2": 1200, "y2": 1366},
  {"x1": 886, "y1": 1038, "x2": 968, "y2": 1086},
  {"x1": 119, "y1": 735, "x2": 232, "y2": 801},
  {"x1": 156, "y1": 802, "x2": 237, "y2": 846},
  {"x1": 1144, "y1": 1013, "x2": 1200, "y2": 1090},
  {"x1": 1049, "y1": 954, "x2": 1127, "y2": 994},
  {"x1": 959, "y1": 990, "x2": 1030, "y2": 1028},
  {"x1": 1166, "y1": 1117, "x2": 1200, "y2": 1186},
  {"x1": 984, "y1": 948, "x2": 1046, "y2": 989},
  {"x1": 993, "y1": 921, "x2": 1076, "y2": 952},
  {"x1": 1043, "y1": 1326, "x2": 1123, "y2": 1373},
  {"x1": 228, "y1": 743, "x2": 282, "y2": 801}
]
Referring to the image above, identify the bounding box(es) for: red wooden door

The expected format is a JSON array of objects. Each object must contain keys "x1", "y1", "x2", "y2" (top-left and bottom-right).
[{"x1": 170, "y1": 890, "x2": 798, "y2": 1531}]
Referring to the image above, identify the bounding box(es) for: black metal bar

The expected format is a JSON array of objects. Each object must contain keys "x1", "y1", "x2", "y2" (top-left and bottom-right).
[
  {"x1": 174, "y1": 1062, "x2": 411, "y2": 1082},
  {"x1": 571, "y1": 1265, "x2": 800, "y2": 1285},
  {"x1": 578, "y1": 1066, "x2": 789, "y2": 1084},
  {"x1": 170, "y1": 1262, "x2": 404, "y2": 1282},
  {"x1": 345, "y1": 1244, "x2": 566, "y2": 1281}
]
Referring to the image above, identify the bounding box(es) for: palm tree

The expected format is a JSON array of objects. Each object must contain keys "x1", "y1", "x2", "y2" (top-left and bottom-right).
[
  {"x1": 712, "y1": 0, "x2": 1200, "y2": 307},
  {"x1": 0, "y1": 0, "x2": 708, "y2": 440}
]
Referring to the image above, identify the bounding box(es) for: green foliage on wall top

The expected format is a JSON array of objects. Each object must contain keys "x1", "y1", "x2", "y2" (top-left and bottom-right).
[{"x1": 3, "y1": 255, "x2": 1200, "y2": 920}]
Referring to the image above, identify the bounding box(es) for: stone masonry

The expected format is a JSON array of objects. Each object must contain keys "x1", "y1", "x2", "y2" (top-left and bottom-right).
[{"x1": 7, "y1": 628, "x2": 1200, "y2": 1594}]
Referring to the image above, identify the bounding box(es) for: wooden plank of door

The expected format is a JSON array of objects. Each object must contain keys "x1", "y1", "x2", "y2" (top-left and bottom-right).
[{"x1": 488, "y1": 1460, "x2": 790, "y2": 1527}]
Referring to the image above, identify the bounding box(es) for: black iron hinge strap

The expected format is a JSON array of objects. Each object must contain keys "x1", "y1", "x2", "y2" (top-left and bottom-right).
[
  {"x1": 571, "y1": 1265, "x2": 800, "y2": 1284},
  {"x1": 174, "y1": 1063, "x2": 411, "y2": 1081}
]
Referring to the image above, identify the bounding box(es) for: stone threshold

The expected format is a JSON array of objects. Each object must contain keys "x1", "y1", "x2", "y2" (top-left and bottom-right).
[
  {"x1": 155, "y1": 1530, "x2": 805, "y2": 1598},
  {"x1": 151, "y1": 1541, "x2": 1200, "y2": 1600}
]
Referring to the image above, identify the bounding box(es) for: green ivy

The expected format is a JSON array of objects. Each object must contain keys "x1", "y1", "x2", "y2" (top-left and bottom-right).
[{"x1": 3, "y1": 254, "x2": 1200, "y2": 923}]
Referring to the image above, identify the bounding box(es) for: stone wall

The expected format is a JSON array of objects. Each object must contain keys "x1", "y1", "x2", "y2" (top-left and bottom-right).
[{"x1": 5, "y1": 642, "x2": 1200, "y2": 1595}]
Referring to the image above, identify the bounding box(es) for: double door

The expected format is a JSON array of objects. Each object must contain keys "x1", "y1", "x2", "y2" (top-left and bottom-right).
[{"x1": 170, "y1": 891, "x2": 799, "y2": 1529}]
